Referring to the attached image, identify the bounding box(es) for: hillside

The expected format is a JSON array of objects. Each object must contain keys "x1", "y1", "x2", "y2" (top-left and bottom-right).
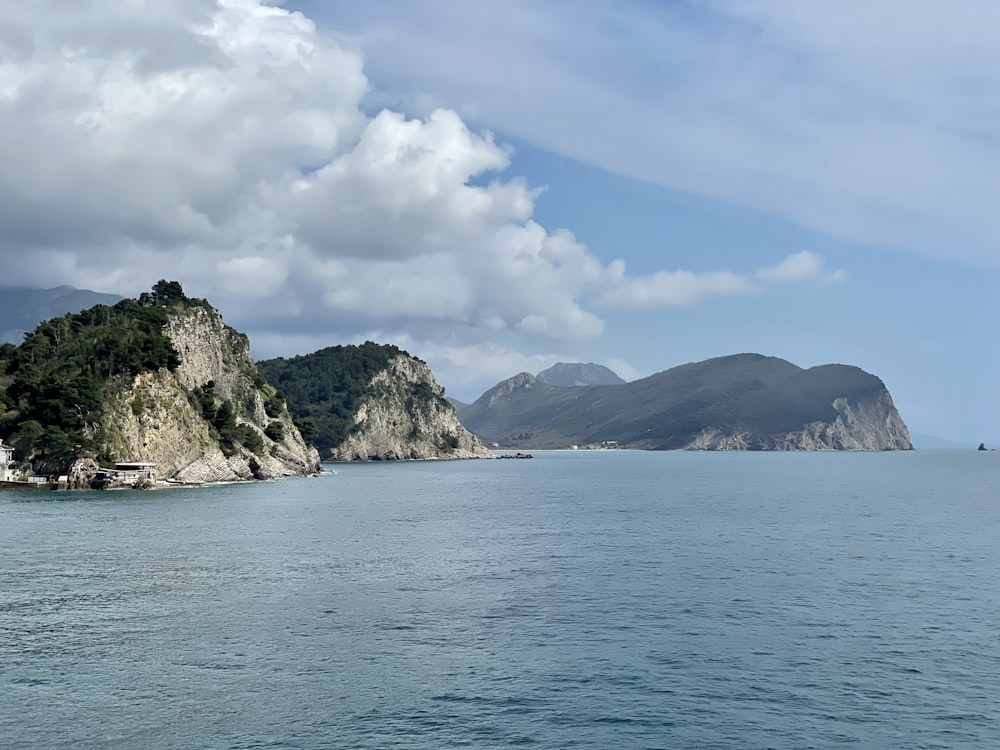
[
  {"x1": 0, "y1": 281, "x2": 320, "y2": 485},
  {"x1": 0, "y1": 285, "x2": 123, "y2": 344},
  {"x1": 458, "y1": 354, "x2": 912, "y2": 451},
  {"x1": 258, "y1": 344, "x2": 493, "y2": 461}
]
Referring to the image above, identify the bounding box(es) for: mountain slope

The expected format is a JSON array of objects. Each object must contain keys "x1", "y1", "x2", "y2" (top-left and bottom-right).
[
  {"x1": 536, "y1": 362, "x2": 626, "y2": 386},
  {"x1": 459, "y1": 354, "x2": 912, "y2": 450},
  {"x1": 258, "y1": 344, "x2": 493, "y2": 461}
]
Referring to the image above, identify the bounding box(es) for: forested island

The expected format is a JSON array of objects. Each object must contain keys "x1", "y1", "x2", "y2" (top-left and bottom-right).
[{"x1": 258, "y1": 345, "x2": 492, "y2": 461}]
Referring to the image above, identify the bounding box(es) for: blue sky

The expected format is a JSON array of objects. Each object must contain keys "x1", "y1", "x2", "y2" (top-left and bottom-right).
[
  {"x1": 2, "y1": 1, "x2": 997, "y2": 443},
  {"x1": 285, "y1": 0, "x2": 998, "y2": 442}
]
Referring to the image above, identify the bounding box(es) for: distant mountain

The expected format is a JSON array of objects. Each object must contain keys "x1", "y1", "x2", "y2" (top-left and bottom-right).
[
  {"x1": 536, "y1": 362, "x2": 625, "y2": 387},
  {"x1": 458, "y1": 353, "x2": 913, "y2": 451},
  {"x1": 446, "y1": 396, "x2": 470, "y2": 411},
  {"x1": 1, "y1": 286, "x2": 123, "y2": 343}
]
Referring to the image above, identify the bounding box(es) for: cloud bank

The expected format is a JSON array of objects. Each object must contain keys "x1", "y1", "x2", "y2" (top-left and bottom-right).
[
  {"x1": 316, "y1": 0, "x2": 1000, "y2": 266},
  {"x1": 2, "y1": 0, "x2": 832, "y2": 367}
]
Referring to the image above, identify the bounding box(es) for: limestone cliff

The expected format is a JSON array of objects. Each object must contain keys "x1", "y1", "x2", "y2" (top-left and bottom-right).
[
  {"x1": 327, "y1": 355, "x2": 493, "y2": 461},
  {"x1": 93, "y1": 305, "x2": 321, "y2": 483},
  {"x1": 682, "y1": 391, "x2": 912, "y2": 450}
]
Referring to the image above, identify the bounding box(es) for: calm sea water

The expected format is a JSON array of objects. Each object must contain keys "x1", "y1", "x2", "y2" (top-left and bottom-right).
[{"x1": 2, "y1": 450, "x2": 1000, "y2": 749}]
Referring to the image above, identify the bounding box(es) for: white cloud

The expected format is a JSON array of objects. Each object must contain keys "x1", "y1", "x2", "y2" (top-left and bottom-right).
[
  {"x1": 593, "y1": 250, "x2": 849, "y2": 309},
  {"x1": 601, "y1": 358, "x2": 643, "y2": 383},
  {"x1": 756, "y1": 251, "x2": 844, "y2": 283},
  {"x1": 1, "y1": 0, "x2": 835, "y2": 365},
  {"x1": 313, "y1": 0, "x2": 1000, "y2": 265},
  {"x1": 411, "y1": 340, "x2": 569, "y2": 390},
  {"x1": 597, "y1": 263, "x2": 755, "y2": 309},
  {"x1": 216, "y1": 255, "x2": 290, "y2": 297}
]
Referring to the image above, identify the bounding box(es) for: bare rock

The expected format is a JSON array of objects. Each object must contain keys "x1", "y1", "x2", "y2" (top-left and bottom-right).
[{"x1": 328, "y1": 355, "x2": 494, "y2": 461}]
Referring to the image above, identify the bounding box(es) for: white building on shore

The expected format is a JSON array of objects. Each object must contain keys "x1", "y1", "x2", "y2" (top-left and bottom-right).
[{"x1": 0, "y1": 440, "x2": 15, "y2": 482}]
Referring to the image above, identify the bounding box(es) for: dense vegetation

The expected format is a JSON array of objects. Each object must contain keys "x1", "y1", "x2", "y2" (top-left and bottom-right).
[
  {"x1": 257, "y1": 342, "x2": 403, "y2": 453},
  {"x1": 0, "y1": 285, "x2": 123, "y2": 345},
  {"x1": 190, "y1": 380, "x2": 265, "y2": 457},
  {"x1": 0, "y1": 281, "x2": 210, "y2": 464}
]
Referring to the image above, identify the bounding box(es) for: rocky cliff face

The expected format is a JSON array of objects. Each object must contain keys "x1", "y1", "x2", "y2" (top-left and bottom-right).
[
  {"x1": 90, "y1": 305, "x2": 320, "y2": 484},
  {"x1": 681, "y1": 391, "x2": 912, "y2": 451},
  {"x1": 328, "y1": 355, "x2": 494, "y2": 461},
  {"x1": 486, "y1": 372, "x2": 537, "y2": 408}
]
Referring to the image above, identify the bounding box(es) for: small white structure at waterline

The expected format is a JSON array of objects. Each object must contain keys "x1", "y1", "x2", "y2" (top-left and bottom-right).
[{"x1": 0, "y1": 440, "x2": 15, "y2": 481}]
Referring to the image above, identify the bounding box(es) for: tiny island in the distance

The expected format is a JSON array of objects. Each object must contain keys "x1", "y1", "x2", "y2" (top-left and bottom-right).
[{"x1": 0, "y1": 281, "x2": 912, "y2": 490}]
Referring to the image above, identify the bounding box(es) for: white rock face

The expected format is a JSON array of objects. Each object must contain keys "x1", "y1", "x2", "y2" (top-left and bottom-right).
[
  {"x1": 89, "y1": 305, "x2": 320, "y2": 484},
  {"x1": 328, "y1": 355, "x2": 494, "y2": 461},
  {"x1": 486, "y1": 372, "x2": 536, "y2": 409},
  {"x1": 681, "y1": 392, "x2": 913, "y2": 451}
]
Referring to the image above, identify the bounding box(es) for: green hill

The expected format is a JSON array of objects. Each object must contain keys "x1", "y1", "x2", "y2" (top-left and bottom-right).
[
  {"x1": 257, "y1": 344, "x2": 492, "y2": 460},
  {"x1": 0, "y1": 282, "x2": 196, "y2": 463},
  {"x1": 257, "y1": 343, "x2": 406, "y2": 454},
  {"x1": 0, "y1": 281, "x2": 319, "y2": 482},
  {"x1": 0, "y1": 285, "x2": 124, "y2": 344}
]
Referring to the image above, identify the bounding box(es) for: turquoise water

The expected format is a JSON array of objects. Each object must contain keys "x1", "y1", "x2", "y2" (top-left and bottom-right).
[{"x1": 2, "y1": 450, "x2": 1000, "y2": 748}]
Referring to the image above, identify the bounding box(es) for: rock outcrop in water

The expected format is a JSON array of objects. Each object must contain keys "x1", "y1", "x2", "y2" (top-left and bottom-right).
[
  {"x1": 327, "y1": 355, "x2": 494, "y2": 461},
  {"x1": 458, "y1": 354, "x2": 913, "y2": 451},
  {"x1": 259, "y1": 344, "x2": 493, "y2": 462}
]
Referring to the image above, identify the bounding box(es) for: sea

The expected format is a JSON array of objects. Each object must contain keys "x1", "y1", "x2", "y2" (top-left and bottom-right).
[{"x1": 2, "y1": 450, "x2": 999, "y2": 749}]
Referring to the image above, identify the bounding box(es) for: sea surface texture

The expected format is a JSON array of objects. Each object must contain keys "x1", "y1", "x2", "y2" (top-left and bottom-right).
[{"x1": 2, "y1": 450, "x2": 999, "y2": 749}]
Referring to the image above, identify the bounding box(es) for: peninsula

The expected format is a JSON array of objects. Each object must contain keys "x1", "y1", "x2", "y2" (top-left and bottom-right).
[{"x1": 458, "y1": 354, "x2": 913, "y2": 451}]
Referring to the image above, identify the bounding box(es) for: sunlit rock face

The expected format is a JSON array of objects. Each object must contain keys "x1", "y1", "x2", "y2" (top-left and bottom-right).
[
  {"x1": 92, "y1": 304, "x2": 320, "y2": 485},
  {"x1": 327, "y1": 355, "x2": 494, "y2": 462}
]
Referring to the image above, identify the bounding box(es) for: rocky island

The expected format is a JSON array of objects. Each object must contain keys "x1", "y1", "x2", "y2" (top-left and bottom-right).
[
  {"x1": 0, "y1": 281, "x2": 320, "y2": 488},
  {"x1": 258, "y1": 343, "x2": 493, "y2": 461}
]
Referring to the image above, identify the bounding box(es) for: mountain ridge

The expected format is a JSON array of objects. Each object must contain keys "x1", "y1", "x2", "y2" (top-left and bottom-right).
[{"x1": 458, "y1": 353, "x2": 912, "y2": 451}]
